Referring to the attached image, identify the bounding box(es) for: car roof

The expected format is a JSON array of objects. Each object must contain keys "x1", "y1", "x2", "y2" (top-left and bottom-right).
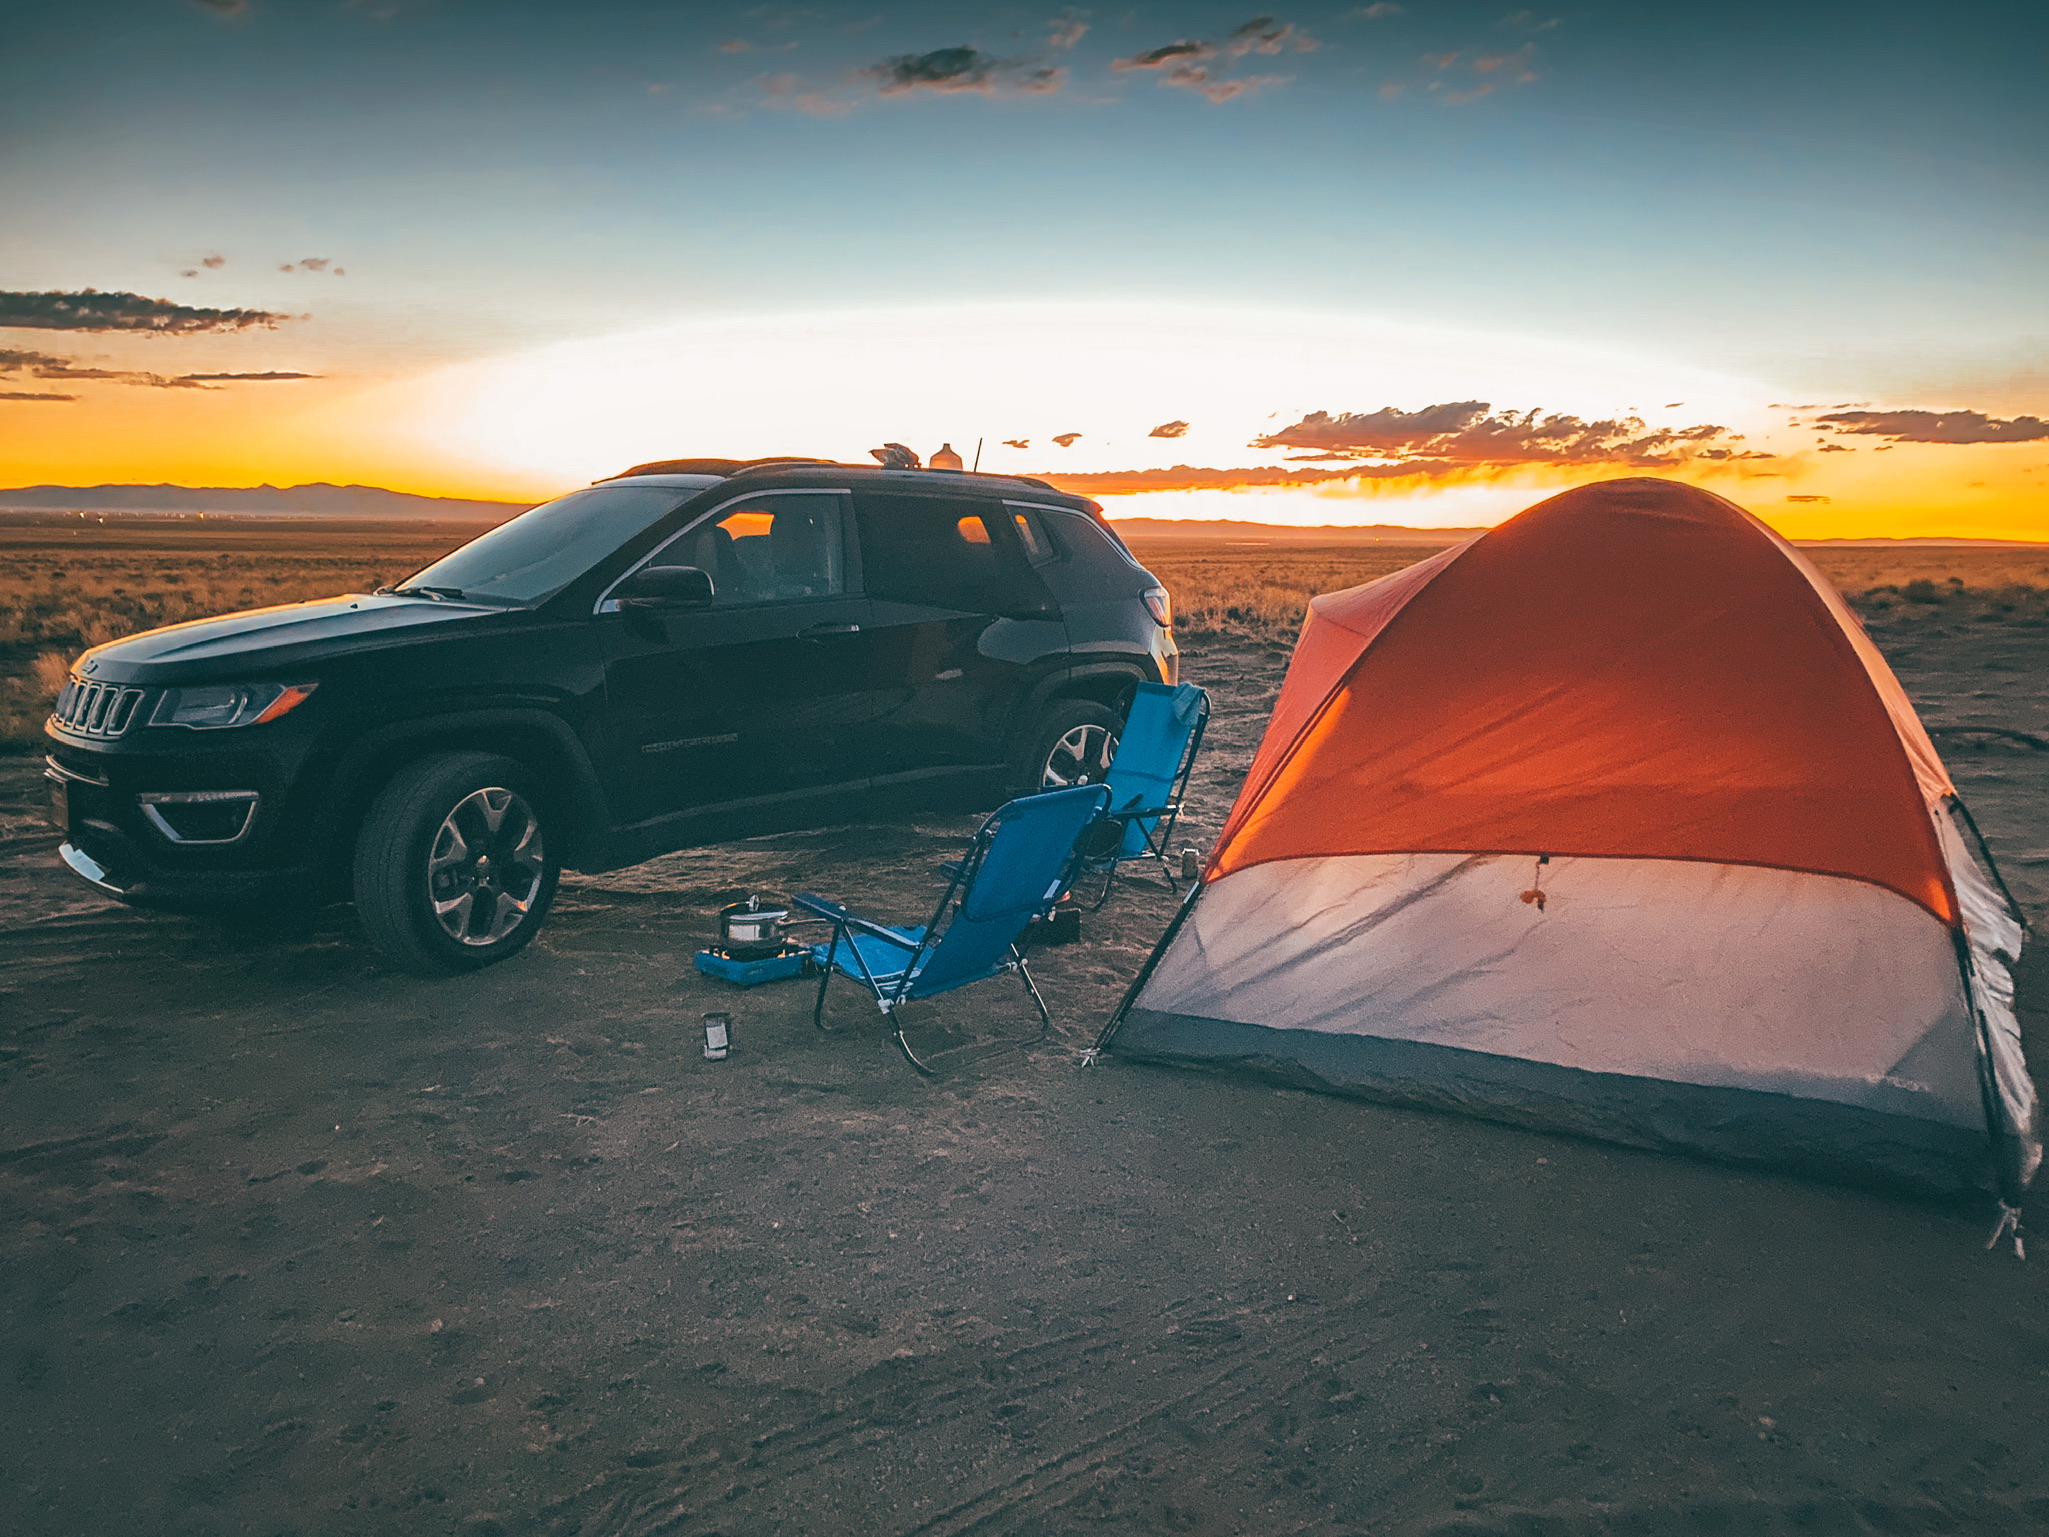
[
  {"x1": 599, "y1": 461, "x2": 1097, "y2": 511},
  {"x1": 596, "y1": 473, "x2": 727, "y2": 490}
]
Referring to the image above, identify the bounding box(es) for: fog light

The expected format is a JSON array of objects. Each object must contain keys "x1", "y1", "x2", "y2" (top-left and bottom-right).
[{"x1": 138, "y1": 790, "x2": 260, "y2": 844}]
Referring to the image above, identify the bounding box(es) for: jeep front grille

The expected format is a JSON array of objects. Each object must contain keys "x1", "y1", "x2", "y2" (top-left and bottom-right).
[{"x1": 52, "y1": 680, "x2": 147, "y2": 738}]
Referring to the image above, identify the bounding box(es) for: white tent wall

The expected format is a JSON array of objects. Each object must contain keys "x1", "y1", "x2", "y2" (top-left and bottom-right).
[
  {"x1": 1937, "y1": 810, "x2": 2042, "y2": 1190},
  {"x1": 1119, "y1": 852, "x2": 2008, "y2": 1195}
]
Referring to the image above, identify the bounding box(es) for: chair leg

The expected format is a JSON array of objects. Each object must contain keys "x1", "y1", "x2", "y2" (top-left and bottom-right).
[
  {"x1": 1084, "y1": 864, "x2": 1112, "y2": 912},
  {"x1": 812, "y1": 930, "x2": 838, "y2": 1030},
  {"x1": 893, "y1": 1020, "x2": 938, "y2": 1075},
  {"x1": 1016, "y1": 954, "x2": 1054, "y2": 1036}
]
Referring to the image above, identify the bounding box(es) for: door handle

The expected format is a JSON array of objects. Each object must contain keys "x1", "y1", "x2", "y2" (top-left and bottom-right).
[{"x1": 801, "y1": 622, "x2": 862, "y2": 637}]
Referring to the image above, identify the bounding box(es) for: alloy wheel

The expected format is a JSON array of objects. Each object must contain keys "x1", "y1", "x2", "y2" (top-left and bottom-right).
[
  {"x1": 1040, "y1": 723, "x2": 1116, "y2": 788},
  {"x1": 426, "y1": 786, "x2": 548, "y2": 945}
]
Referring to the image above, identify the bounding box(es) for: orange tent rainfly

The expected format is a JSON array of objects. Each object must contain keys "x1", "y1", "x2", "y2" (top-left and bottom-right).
[{"x1": 1102, "y1": 478, "x2": 2039, "y2": 1210}]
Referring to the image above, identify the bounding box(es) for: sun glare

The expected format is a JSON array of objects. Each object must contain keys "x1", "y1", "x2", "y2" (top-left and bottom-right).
[{"x1": 376, "y1": 302, "x2": 1777, "y2": 524}]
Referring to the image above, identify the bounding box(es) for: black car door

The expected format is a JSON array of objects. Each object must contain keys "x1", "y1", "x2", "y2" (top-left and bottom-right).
[
  {"x1": 849, "y1": 491, "x2": 1065, "y2": 778},
  {"x1": 596, "y1": 489, "x2": 884, "y2": 824}
]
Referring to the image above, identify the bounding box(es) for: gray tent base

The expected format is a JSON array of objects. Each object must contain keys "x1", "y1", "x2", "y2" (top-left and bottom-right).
[{"x1": 1112, "y1": 1008, "x2": 1999, "y2": 1202}]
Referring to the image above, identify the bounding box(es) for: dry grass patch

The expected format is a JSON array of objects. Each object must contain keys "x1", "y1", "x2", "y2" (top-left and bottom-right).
[{"x1": 0, "y1": 520, "x2": 480, "y2": 748}]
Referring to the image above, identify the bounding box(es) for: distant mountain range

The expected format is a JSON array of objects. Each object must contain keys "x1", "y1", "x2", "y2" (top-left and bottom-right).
[
  {"x1": 0, "y1": 485, "x2": 2039, "y2": 548},
  {"x1": 0, "y1": 482, "x2": 535, "y2": 520}
]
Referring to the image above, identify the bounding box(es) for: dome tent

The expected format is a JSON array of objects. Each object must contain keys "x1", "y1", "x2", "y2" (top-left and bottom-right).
[{"x1": 1100, "y1": 479, "x2": 2039, "y2": 1214}]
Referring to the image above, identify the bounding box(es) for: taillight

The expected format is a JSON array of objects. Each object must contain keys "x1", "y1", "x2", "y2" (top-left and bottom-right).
[{"x1": 1141, "y1": 586, "x2": 1172, "y2": 628}]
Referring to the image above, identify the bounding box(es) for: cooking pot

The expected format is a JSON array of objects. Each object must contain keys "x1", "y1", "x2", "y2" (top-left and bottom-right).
[{"x1": 718, "y1": 896, "x2": 790, "y2": 960}]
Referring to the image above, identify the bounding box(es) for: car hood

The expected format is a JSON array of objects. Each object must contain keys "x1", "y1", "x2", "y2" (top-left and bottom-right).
[{"x1": 72, "y1": 592, "x2": 518, "y2": 684}]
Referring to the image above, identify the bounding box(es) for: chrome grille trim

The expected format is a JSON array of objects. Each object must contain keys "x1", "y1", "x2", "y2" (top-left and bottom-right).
[{"x1": 50, "y1": 680, "x2": 147, "y2": 739}]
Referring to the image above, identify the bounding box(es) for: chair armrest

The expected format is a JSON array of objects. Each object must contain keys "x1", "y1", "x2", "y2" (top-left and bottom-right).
[{"x1": 791, "y1": 893, "x2": 922, "y2": 951}]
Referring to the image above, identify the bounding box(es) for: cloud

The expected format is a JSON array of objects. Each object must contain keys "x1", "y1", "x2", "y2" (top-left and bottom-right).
[
  {"x1": 1114, "y1": 41, "x2": 1207, "y2": 69},
  {"x1": 866, "y1": 46, "x2": 1064, "y2": 97},
  {"x1": 16, "y1": 358, "x2": 215, "y2": 388},
  {"x1": 202, "y1": 254, "x2": 226, "y2": 269},
  {"x1": 1814, "y1": 408, "x2": 2049, "y2": 444},
  {"x1": 0, "y1": 289, "x2": 294, "y2": 334},
  {"x1": 0, "y1": 349, "x2": 311, "y2": 390},
  {"x1": 178, "y1": 371, "x2": 319, "y2": 382},
  {"x1": 1786, "y1": 494, "x2": 1831, "y2": 504},
  {"x1": 1048, "y1": 8, "x2": 1088, "y2": 50},
  {"x1": 1002, "y1": 438, "x2": 1030, "y2": 449},
  {"x1": 1221, "y1": 17, "x2": 1317, "y2": 58},
  {"x1": 1148, "y1": 420, "x2": 1189, "y2": 438},
  {"x1": 1253, "y1": 400, "x2": 1742, "y2": 468},
  {"x1": 1111, "y1": 16, "x2": 1313, "y2": 101},
  {"x1": 190, "y1": 0, "x2": 246, "y2": 13},
  {"x1": 1, "y1": 390, "x2": 77, "y2": 402},
  {"x1": 1351, "y1": 3, "x2": 1403, "y2": 16},
  {"x1": 1052, "y1": 432, "x2": 1082, "y2": 447}
]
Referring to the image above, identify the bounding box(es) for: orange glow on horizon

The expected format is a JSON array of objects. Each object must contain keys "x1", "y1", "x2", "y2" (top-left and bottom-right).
[{"x1": 4, "y1": 302, "x2": 2044, "y2": 540}]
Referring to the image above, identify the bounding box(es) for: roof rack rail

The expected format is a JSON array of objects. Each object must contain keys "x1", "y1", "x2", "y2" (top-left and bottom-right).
[
  {"x1": 601, "y1": 456, "x2": 1063, "y2": 494},
  {"x1": 602, "y1": 455, "x2": 832, "y2": 481}
]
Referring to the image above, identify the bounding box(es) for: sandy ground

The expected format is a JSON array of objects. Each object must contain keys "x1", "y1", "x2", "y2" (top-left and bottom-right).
[{"x1": 6, "y1": 629, "x2": 2049, "y2": 1537}]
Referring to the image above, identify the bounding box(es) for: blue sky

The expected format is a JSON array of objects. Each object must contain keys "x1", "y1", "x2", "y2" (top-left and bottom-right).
[{"x1": 3, "y1": 1, "x2": 2045, "y2": 529}]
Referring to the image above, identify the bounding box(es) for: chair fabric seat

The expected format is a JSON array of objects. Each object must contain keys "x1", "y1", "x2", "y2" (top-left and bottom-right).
[{"x1": 810, "y1": 925, "x2": 927, "y2": 988}]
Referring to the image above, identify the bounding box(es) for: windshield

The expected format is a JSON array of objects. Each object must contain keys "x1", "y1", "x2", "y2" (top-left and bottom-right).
[{"x1": 396, "y1": 485, "x2": 697, "y2": 606}]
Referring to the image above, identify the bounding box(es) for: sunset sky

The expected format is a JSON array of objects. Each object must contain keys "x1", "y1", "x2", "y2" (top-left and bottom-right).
[{"x1": 3, "y1": 0, "x2": 2045, "y2": 535}]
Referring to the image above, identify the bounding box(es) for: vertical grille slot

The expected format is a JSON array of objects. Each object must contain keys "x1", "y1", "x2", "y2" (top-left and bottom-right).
[{"x1": 51, "y1": 681, "x2": 146, "y2": 738}]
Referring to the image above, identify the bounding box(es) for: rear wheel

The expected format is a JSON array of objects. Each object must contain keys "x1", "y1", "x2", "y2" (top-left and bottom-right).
[
  {"x1": 352, "y1": 751, "x2": 559, "y2": 975},
  {"x1": 1012, "y1": 699, "x2": 1120, "y2": 797}
]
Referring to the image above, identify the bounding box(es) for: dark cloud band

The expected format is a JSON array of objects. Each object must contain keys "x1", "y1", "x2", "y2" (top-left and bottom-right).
[
  {"x1": 1816, "y1": 409, "x2": 2049, "y2": 445},
  {"x1": 0, "y1": 289, "x2": 294, "y2": 334},
  {"x1": 1254, "y1": 401, "x2": 1740, "y2": 467}
]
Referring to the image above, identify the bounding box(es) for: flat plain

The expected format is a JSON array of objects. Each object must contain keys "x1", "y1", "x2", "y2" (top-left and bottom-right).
[{"x1": 5, "y1": 520, "x2": 2049, "y2": 1534}]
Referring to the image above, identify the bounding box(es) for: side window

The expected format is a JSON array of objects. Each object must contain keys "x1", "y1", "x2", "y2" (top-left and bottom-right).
[
  {"x1": 664, "y1": 492, "x2": 846, "y2": 605},
  {"x1": 1006, "y1": 505, "x2": 1058, "y2": 566},
  {"x1": 854, "y1": 494, "x2": 1048, "y2": 613}
]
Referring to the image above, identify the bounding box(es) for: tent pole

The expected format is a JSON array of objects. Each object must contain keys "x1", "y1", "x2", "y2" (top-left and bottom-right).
[
  {"x1": 1952, "y1": 925, "x2": 2027, "y2": 1255},
  {"x1": 1087, "y1": 878, "x2": 1205, "y2": 1061},
  {"x1": 1949, "y1": 792, "x2": 2030, "y2": 932}
]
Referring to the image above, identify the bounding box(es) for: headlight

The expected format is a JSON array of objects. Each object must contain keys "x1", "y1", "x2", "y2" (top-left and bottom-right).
[{"x1": 150, "y1": 681, "x2": 318, "y2": 730}]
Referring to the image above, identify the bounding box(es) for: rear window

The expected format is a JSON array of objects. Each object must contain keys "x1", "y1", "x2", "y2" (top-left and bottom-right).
[
  {"x1": 854, "y1": 494, "x2": 1050, "y2": 613},
  {"x1": 1037, "y1": 504, "x2": 1146, "y2": 572}
]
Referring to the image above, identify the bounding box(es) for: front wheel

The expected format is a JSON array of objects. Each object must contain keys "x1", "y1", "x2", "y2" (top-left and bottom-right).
[
  {"x1": 352, "y1": 751, "x2": 560, "y2": 975},
  {"x1": 1011, "y1": 699, "x2": 1121, "y2": 798}
]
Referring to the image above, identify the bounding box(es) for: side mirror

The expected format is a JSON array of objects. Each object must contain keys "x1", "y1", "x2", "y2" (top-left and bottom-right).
[{"x1": 616, "y1": 565, "x2": 714, "y2": 610}]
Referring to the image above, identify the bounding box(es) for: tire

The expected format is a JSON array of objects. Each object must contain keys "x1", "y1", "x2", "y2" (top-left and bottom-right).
[
  {"x1": 1010, "y1": 699, "x2": 1121, "y2": 798},
  {"x1": 352, "y1": 751, "x2": 560, "y2": 976}
]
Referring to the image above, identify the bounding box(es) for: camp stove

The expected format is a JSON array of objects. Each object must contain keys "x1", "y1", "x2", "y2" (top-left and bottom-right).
[{"x1": 716, "y1": 895, "x2": 791, "y2": 961}]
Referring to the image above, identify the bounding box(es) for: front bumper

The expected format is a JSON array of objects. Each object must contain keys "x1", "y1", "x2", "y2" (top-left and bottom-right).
[
  {"x1": 42, "y1": 749, "x2": 320, "y2": 911},
  {"x1": 54, "y1": 828, "x2": 315, "y2": 909}
]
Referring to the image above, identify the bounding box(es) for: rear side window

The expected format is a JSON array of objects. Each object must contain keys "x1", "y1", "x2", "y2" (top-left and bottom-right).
[
  {"x1": 854, "y1": 494, "x2": 1049, "y2": 613},
  {"x1": 1006, "y1": 506, "x2": 1057, "y2": 565}
]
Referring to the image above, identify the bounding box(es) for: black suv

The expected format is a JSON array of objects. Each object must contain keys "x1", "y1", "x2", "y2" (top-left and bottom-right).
[{"x1": 43, "y1": 461, "x2": 1177, "y2": 973}]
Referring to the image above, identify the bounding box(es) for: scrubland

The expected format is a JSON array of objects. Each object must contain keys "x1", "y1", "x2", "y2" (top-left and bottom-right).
[
  {"x1": 5, "y1": 516, "x2": 2048, "y2": 747},
  {"x1": 0, "y1": 518, "x2": 476, "y2": 747},
  {"x1": 1128, "y1": 538, "x2": 2049, "y2": 646}
]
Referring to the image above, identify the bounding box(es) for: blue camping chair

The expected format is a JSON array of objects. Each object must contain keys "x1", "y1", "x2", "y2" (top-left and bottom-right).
[
  {"x1": 1080, "y1": 682, "x2": 1210, "y2": 908},
  {"x1": 793, "y1": 783, "x2": 1113, "y2": 1072}
]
